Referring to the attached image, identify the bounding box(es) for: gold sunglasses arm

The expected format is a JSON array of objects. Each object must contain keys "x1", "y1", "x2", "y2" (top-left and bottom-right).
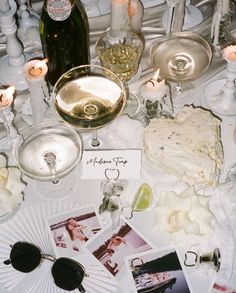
[{"x1": 41, "y1": 253, "x2": 57, "y2": 263}]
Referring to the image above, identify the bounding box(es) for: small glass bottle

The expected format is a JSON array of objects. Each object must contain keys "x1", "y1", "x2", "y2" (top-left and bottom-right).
[{"x1": 95, "y1": 0, "x2": 144, "y2": 83}]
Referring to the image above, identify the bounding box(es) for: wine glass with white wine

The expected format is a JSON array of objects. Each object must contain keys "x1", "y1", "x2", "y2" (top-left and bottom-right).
[
  {"x1": 14, "y1": 122, "x2": 83, "y2": 200},
  {"x1": 150, "y1": 31, "x2": 212, "y2": 107},
  {"x1": 53, "y1": 64, "x2": 126, "y2": 147}
]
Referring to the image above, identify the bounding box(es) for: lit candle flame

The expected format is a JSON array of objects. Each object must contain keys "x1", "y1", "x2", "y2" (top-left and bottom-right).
[
  {"x1": 223, "y1": 45, "x2": 236, "y2": 62},
  {"x1": 153, "y1": 69, "x2": 160, "y2": 81},
  {"x1": 146, "y1": 69, "x2": 165, "y2": 89},
  {"x1": 34, "y1": 58, "x2": 48, "y2": 70},
  {"x1": 29, "y1": 58, "x2": 48, "y2": 77}
]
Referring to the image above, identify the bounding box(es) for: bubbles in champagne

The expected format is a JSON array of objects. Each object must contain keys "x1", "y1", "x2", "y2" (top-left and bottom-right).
[{"x1": 98, "y1": 44, "x2": 142, "y2": 82}]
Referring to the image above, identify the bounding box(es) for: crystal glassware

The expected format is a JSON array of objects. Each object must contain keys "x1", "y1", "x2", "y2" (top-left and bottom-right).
[
  {"x1": 95, "y1": 0, "x2": 144, "y2": 118},
  {"x1": 52, "y1": 64, "x2": 126, "y2": 147},
  {"x1": 150, "y1": 31, "x2": 212, "y2": 106},
  {"x1": 13, "y1": 122, "x2": 83, "y2": 200}
]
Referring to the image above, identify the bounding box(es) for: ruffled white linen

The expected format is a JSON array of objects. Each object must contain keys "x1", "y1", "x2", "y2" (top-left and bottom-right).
[
  {"x1": 0, "y1": 154, "x2": 25, "y2": 214},
  {"x1": 98, "y1": 114, "x2": 144, "y2": 149},
  {"x1": 154, "y1": 187, "x2": 215, "y2": 242}
]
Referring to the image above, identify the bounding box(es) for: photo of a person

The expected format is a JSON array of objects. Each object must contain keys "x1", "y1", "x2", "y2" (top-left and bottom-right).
[
  {"x1": 66, "y1": 218, "x2": 90, "y2": 242},
  {"x1": 64, "y1": 218, "x2": 93, "y2": 251},
  {"x1": 106, "y1": 234, "x2": 134, "y2": 273},
  {"x1": 126, "y1": 248, "x2": 192, "y2": 293},
  {"x1": 211, "y1": 283, "x2": 236, "y2": 293},
  {"x1": 46, "y1": 206, "x2": 101, "y2": 258},
  {"x1": 86, "y1": 218, "x2": 153, "y2": 277}
]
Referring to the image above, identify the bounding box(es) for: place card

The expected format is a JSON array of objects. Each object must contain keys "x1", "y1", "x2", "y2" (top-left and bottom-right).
[{"x1": 81, "y1": 149, "x2": 142, "y2": 180}]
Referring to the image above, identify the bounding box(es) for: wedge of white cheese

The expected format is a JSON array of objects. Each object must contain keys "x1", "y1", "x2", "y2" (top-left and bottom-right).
[{"x1": 144, "y1": 106, "x2": 223, "y2": 186}]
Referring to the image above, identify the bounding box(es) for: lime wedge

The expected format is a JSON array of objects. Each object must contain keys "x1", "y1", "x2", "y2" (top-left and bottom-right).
[{"x1": 132, "y1": 183, "x2": 153, "y2": 212}]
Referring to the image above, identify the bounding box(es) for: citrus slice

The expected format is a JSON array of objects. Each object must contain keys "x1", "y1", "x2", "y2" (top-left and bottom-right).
[{"x1": 132, "y1": 183, "x2": 153, "y2": 212}]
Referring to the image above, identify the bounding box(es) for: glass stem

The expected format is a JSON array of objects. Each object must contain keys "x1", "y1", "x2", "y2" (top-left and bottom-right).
[
  {"x1": 175, "y1": 82, "x2": 183, "y2": 94},
  {"x1": 0, "y1": 110, "x2": 10, "y2": 136},
  {"x1": 44, "y1": 152, "x2": 60, "y2": 184},
  {"x1": 90, "y1": 129, "x2": 100, "y2": 147}
]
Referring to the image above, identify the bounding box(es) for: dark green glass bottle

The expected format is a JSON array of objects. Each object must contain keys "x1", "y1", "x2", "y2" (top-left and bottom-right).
[{"x1": 40, "y1": 0, "x2": 90, "y2": 85}]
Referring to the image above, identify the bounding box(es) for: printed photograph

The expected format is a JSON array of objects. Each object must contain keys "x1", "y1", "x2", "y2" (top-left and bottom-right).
[
  {"x1": 211, "y1": 283, "x2": 236, "y2": 293},
  {"x1": 126, "y1": 247, "x2": 192, "y2": 293},
  {"x1": 86, "y1": 218, "x2": 153, "y2": 277},
  {"x1": 46, "y1": 206, "x2": 101, "y2": 257}
]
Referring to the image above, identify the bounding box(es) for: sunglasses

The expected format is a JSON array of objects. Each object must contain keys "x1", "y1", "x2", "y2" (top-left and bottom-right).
[{"x1": 3, "y1": 241, "x2": 88, "y2": 292}]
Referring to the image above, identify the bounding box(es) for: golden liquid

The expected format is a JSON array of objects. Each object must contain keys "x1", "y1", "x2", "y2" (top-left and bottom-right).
[
  {"x1": 98, "y1": 44, "x2": 141, "y2": 82},
  {"x1": 54, "y1": 76, "x2": 125, "y2": 129}
]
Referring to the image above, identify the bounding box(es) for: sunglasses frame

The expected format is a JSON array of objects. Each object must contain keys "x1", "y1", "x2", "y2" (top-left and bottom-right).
[{"x1": 4, "y1": 241, "x2": 88, "y2": 292}]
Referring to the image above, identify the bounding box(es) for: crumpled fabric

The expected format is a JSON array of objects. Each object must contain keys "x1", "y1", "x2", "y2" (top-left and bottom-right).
[
  {"x1": 0, "y1": 154, "x2": 25, "y2": 214},
  {"x1": 154, "y1": 186, "x2": 215, "y2": 244}
]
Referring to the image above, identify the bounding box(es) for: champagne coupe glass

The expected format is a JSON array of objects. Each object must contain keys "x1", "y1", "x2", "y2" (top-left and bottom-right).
[
  {"x1": 14, "y1": 122, "x2": 83, "y2": 200},
  {"x1": 53, "y1": 64, "x2": 126, "y2": 147},
  {"x1": 150, "y1": 32, "x2": 212, "y2": 106}
]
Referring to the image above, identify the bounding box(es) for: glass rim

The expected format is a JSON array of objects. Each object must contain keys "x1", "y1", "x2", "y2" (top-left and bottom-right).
[
  {"x1": 13, "y1": 121, "x2": 83, "y2": 181},
  {"x1": 52, "y1": 64, "x2": 126, "y2": 99}
]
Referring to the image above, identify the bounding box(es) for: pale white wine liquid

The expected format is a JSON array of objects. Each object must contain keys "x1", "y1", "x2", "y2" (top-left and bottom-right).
[
  {"x1": 98, "y1": 44, "x2": 140, "y2": 82},
  {"x1": 55, "y1": 76, "x2": 125, "y2": 129}
]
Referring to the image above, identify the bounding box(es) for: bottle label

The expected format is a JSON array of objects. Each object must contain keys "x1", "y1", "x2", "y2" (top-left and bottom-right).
[{"x1": 46, "y1": 0, "x2": 72, "y2": 21}]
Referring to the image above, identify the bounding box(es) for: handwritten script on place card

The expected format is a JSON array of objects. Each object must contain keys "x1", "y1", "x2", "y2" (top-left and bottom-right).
[{"x1": 81, "y1": 150, "x2": 142, "y2": 180}]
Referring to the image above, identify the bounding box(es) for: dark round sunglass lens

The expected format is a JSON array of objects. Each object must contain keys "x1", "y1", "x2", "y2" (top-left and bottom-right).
[
  {"x1": 52, "y1": 258, "x2": 85, "y2": 291},
  {"x1": 10, "y1": 242, "x2": 41, "y2": 273}
]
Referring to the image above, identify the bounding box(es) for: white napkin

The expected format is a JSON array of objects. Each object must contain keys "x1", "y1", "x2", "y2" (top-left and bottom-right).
[{"x1": 98, "y1": 114, "x2": 144, "y2": 149}]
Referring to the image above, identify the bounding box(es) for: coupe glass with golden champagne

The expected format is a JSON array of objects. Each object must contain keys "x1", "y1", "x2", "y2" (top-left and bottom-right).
[{"x1": 53, "y1": 65, "x2": 126, "y2": 147}]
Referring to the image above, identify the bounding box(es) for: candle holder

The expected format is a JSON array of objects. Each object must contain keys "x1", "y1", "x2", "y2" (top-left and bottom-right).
[
  {"x1": 139, "y1": 69, "x2": 173, "y2": 124},
  {"x1": 17, "y1": 0, "x2": 41, "y2": 51},
  {"x1": 162, "y1": 0, "x2": 203, "y2": 33},
  {"x1": 205, "y1": 45, "x2": 236, "y2": 117},
  {"x1": 23, "y1": 59, "x2": 51, "y2": 124},
  {"x1": 184, "y1": 248, "x2": 221, "y2": 273},
  {"x1": 0, "y1": 86, "x2": 18, "y2": 147},
  {"x1": 0, "y1": 0, "x2": 28, "y2": 90}
]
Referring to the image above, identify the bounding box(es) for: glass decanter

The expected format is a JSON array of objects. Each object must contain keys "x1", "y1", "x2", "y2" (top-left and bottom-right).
[{"x1": 95, "y1": 0, "x2": 144, "y2": 117}]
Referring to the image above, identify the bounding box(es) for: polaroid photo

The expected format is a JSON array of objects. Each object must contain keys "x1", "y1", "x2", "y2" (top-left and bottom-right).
[
  {"x1": 210, "y1": 283, "x2": 236, "y2": 293},
  {"x1": 46, "y1": 205, "x2": 102, "y2": 258},
  {"x1": 125, "y1": 246, "x2": 193, "y2": 293},
  {"x1": 86, "y1": 217, "x2": 154, "y2": 278}
]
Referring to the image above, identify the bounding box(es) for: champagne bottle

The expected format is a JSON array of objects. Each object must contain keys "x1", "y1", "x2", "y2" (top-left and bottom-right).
[{"x1": 40, "y1": 0, "x2": 89, "y2": 85}]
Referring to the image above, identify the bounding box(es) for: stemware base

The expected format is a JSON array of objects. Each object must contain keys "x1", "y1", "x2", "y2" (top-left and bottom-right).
[
  {"x1": 33, "y1": 172, "x2": 78, "y2": 201},
  {"x1": 170, "y1": 82, "x2": 196, "y2": 108},
  {"x1": 205, "y1": 79, "x2": 236, "y2": 117},
  {"x1": 123, "y1": 93, "x2": 141, "y2": 118}
]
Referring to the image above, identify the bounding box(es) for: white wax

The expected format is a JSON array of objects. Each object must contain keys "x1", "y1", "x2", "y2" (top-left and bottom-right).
[
  {"x1": 110, "y1": 0, "x2": 129, "y2": 38},
  {"x1": 23, "y1": 60, "x2": 49, "y2": 124},
  {"x1": 140, "y1": 79, "x2": 166, "y2": 102},
  {"x1": 128, "y1": 0, "x2": 144, "y2": 34},
  {"x1": 0, "y1": 88, "x2": 14, "y2": 109}
]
